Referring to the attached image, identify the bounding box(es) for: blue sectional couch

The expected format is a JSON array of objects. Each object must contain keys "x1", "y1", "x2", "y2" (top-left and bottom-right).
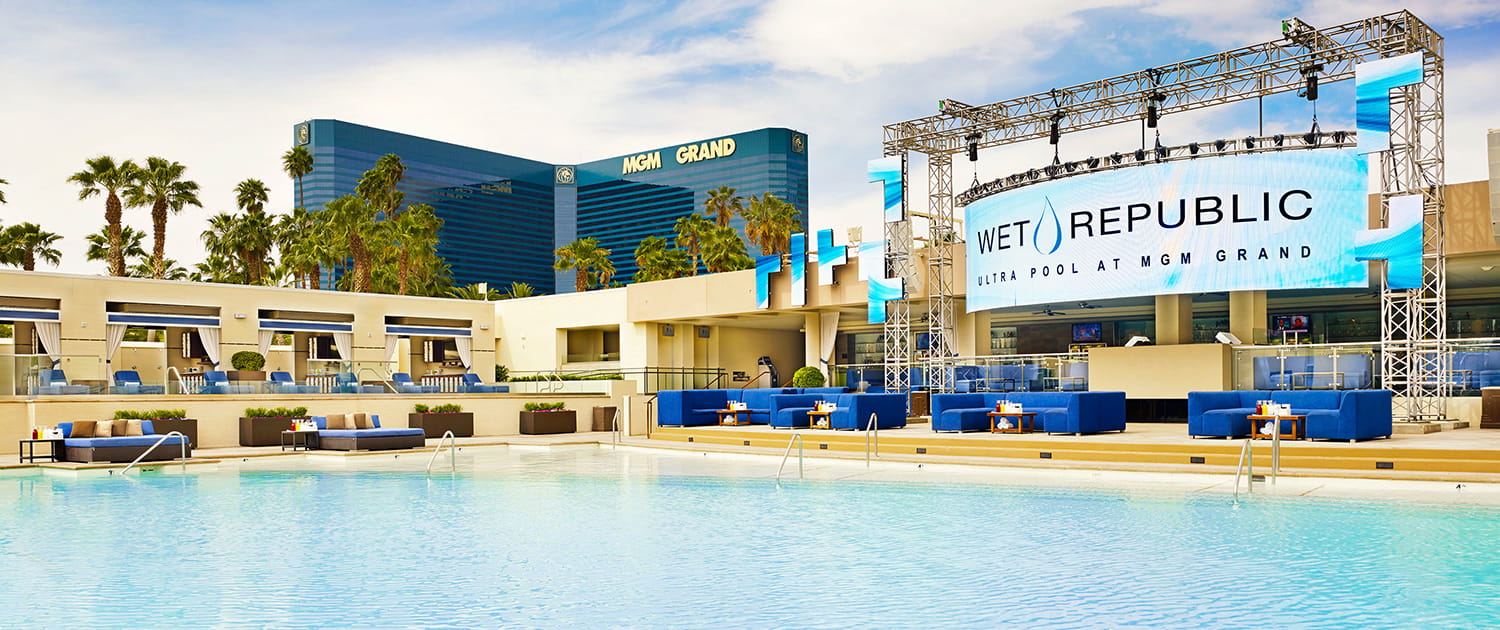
[
  {"x1": 312, "y1": 414, "x2": 426, "y2": 451},
  {"x1": 1187, "y1": 389, "x2": 1393, "y2": 441},
  {"x1": 930, "y1": 392, "x2": 1127, "y2": 435},
  {"x1": 1251, "y1": 355, "x2": 1374, "y2": 390},
  {"x1": 768, "y1": 393, "x2": 907, "y2": 430},
  {"x1": 57, "y1": 420, "x2": 190, "y2": 462},
  {"x1": 1451, "y1": 351, "x2": 1500, "y2": 389},
  {"x1": 657, "y1": 387, "x2": 851, "y2": 426}
]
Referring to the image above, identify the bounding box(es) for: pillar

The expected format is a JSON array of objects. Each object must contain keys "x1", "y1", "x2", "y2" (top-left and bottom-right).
[
  {"x1": 959, "y1": 304, "x2": 989, "y2": 356},
  {"x1": 1229, "y1": 290, "x2": 1268, "y2": 345},
  {"x1": 804, "y1": 313, "x2": 822, "y2": 375},
  {"x1": 1154, "y1": 294, "x2": 1194, "y2": 345}
]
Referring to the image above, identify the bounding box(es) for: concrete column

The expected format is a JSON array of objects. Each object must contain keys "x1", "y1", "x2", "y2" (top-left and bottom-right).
[
  {"x1": 1154, "y1": 294, "x2": 1194, "y2": 345},
  {"x1": 804, "y1": 313, "x2": 822, "y2": 374},
  {"x1": 1229, "y1": 290, "x2": 1268, "y2": 345},
  {"x1": 960, "y1": 304, "x2": 989, "y2": 356}
]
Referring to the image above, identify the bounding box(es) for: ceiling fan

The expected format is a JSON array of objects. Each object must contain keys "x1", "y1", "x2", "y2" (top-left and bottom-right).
[
  {"x1": 1032, "y1": 306, "x2": 1067, "y2": 316},
  {"x1": 1077, "y1": 302, "x2": 1100, "y2": 310}
]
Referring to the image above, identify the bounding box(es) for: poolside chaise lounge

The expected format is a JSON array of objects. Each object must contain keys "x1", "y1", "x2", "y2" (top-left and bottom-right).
[
  {"x1": 111, "y1": 370, "x2": 165, "y2": 395},
  {"x1": 200, "y1": 370, "x2": 256, "y2": 395},
  {"x1": 313, "y1": 413, "x2": 426, "y2": 451},
  {"x1": 269, "y1": 371, "x2": 320, "y2": 394},
  {"x1": 657, "y1": 387, "x2": 850, "y2": 426},
  {"x1": 57, "y1": 419, "x2": 191, "y2": 463},
  {"x1": 769, "y1": 392, "x2": 907, "y2": 430},
  {"x1": 392, "y1": 372, "x2": 440, "y2": 394},
  {"x1": 459, "y1": 373, "x2": 508, "y2": 393},
  {"x1": 35, "y1": 369, "x2": 90, "y2": 395},
  {"x1": 333, "y1": 372, "x2": 386, "y2": 394},
  {"x1": 930, "y1": 392, "x2": 1127, "y2": 435},
  {"x1": 1187, "y1": 389, "x2": 1393, "y2": 441}
]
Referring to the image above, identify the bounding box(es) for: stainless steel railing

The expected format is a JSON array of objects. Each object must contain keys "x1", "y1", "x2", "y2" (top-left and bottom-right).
[
  {"x1": 425, "y1": 430, "x2": 458, "y2": 475},
  {"x1": 117, "y1": 431, "x2": 189, "y2": 475},
  {"x1": 776, "y1": 433, "x2": 804, "y2": 484}
]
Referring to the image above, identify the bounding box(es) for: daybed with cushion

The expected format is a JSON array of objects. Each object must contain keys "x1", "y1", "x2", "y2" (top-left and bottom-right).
[
  {"x1": 314, "y1": 413, "x2": 426, "y2": 451},
  {"x1": 930, "y1": 392, "x2": 1127, "y2": 435},
  {"x1": 1187, "y1": 389, "x2": 1393, "y2": 442},
  {"x1": 57, "y1": 419, "x2": 191, "y2": 463},
  {"x1": 34, "y1": 370, "x2": 90, "y2": 395},
  {"x1": 111, "y1": 370, "x2": 165, "y2": 395}
]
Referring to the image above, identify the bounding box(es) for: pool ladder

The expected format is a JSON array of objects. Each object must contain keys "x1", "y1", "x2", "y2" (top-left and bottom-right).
[
  {"x1": 1233, "y1": 426, "x2": 1284, "y2": 498},
  {"x1": 776, "y1": 433, "x2": 803, "y2": 483},
  {"x1": 425, "y1": 431, "x2": 458, "y2": 475},
  {"x1": 116, "y1": 431, "x2": 189, "y2": 476}
]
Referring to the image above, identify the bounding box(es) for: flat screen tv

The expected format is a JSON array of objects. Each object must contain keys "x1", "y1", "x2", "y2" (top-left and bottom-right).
[
  {"x1": 309, "y1": 336, "x2": 340, "y2": 360},
  {"x1": 1072, "y1": 323, "x2": 1102, "y2": 343},
  {"x1": 1271, "y1": 314, "x2": 1310, "y2": 333}
]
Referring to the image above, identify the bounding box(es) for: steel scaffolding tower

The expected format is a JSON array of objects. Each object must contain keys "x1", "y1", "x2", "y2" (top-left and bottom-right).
[
  {"x1": 881, "y1": 152, "x2": 913, "y2": 395},
  {"x1": 879, "y1": 11, "x2": 1445, "y2": 418}
]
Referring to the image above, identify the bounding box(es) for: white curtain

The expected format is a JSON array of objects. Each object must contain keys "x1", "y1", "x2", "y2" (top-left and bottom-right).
[
  {"x1": 819, "y1": 311, "x2": 839, "y2": 376},
  {"x1": 454, "y1": 336, "x2": 473, "y2": 369},
  {"x1": 258, "y1": 329, "x2": 275, "y2": 357},
  {"x1": 105, "y1": 324, "x2": 128, "y2": 365},
  {"x1": 35, "y1": 321, "x2": 61, "y2": 360},
  {"x1": 197, "y1": 326, "x2": 222, "y2": 368},
  {"x1": 333, "y1": 332, "x2": 354, "y2": 362},
  {"x1": 385, "y1": 335, "x2": 399, "y2": 362}
]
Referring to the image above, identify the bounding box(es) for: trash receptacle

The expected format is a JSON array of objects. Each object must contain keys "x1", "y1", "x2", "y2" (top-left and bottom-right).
[{"x1": 592, "y1": 406, "x2": 619, "y2": 432}]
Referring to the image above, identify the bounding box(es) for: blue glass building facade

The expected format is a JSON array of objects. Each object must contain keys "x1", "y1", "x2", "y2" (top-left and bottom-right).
[{"x1": 296, "y1": 120, "x2": 807, "y2": 293}]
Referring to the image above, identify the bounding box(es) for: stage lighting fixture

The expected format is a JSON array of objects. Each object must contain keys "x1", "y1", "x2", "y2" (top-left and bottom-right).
[
  {"x1": 1145, "y1": 92, "x2": 1165, "y2": 128},
  {"x1": 1133, "y1": 148, "x2": 1145, "y2": 162},
  {"x1": 1154, "y1": 140, "x2": 1168, "y2": 160},
  {"x1": 1064, "y1": 161, "x2": 1077, "y2": 173},
  {"x1": 1110, "y1": 152, "x2": 1122, "y2": 165},
  {"x1": 1189, "y1": 142, "x2": 1200, "y2": 155},
  {"x1": 1304, "y1": 131, "x2": 1320, "y2": 146},
  {"x1": 1028, "y1": 169, "x2": 1039, "y2": 181},
  {"x1": 965, "y1": 133, "x2": 980, "y2": 162},
  {"x1": 1301, "y1": 64, "x2": 1323, "y2": 101},
  {"x1": 1049, "y1": 112, "x2": 1062, "y2": 145},
  {"x1": 1245, "y1": 136, "x2": 1256, "y2": 149},
  {"x1": 1214, "y1": 139, "x2": 1227, "y2": 151},
  {"x1": 1274, "y1": 134, "x2": 1285, "y2": 147},
  {"x1": 1044, "y1": 164, "x2": 1059, "y2": 177},
  {"x1": 1332, "y1": 130, "x2": 1348, "y2": 143},
  {"x1": 1086, "y1": 157, "x2": 1100, "y2": 169}
]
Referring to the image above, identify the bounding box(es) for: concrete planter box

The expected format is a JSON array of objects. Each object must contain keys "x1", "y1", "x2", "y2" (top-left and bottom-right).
[
  {"x1": 145, "y1": 418, "x2": 199, "y2": 448},
  {"x1": 226, "y1": 370, "x2": 266, "y2": 383},
  {"x1": 592, "y1": 406, "x2": 618, "y2": 432},
  {"x1": 520, "y1": 410, "x2": 576, "y2": 435},
  {"x1": 240, "y1": 416, "x2": 309, "y2": 447},
  {"x1": 408, "y1": 412, "x2": 474, "y2": 438}
]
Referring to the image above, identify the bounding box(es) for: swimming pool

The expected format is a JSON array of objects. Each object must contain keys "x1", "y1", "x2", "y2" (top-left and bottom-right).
[{"x1": 4, "y1": 447, "x2": 1500, "y2": 628}]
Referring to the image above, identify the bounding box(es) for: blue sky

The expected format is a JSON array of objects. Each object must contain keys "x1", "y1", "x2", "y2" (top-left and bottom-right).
[{"x1": 2, "y1": 0, "x2": 1498, "y2": 275}]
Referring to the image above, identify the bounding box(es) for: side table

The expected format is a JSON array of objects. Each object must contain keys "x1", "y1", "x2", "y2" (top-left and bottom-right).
[
  {"x1": 281, "y1": 430, "x2": 320, "y2": 452},
  {"x1": 808, "y1": 410, "x2": 833, "y2": 429},
  {"x1": 19, "y1": 439, "x2": 64, "y2": 463},
  {"x1": 988, "y1": 412, "x2": 1037, "y2": 434}
]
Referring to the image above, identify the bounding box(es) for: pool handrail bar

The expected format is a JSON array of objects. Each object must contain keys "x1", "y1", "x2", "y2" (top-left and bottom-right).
[
  {"x1": 425, "y1": 430, "x2": 458, "y2": 475},
  {"x1": 117, "y1": 431, "x2": 189, "y2": 476},
  {"x1": 1233, "y1": 439, "x2": 1254, "y2": 498},
  {"x1": 610, "y1": 407, "x2": 622, "y2": 447},
  {"x1": 864, "y1": 412, "x2": 878, "y2": 468},
  {"x1": 355, "y1": 366, "x2": 396, "y2": 394},
  {"x1": 776, "y1": 433, "x2": 804, "y2": 484},
  {"x1": 164, "y1": 366, "x2": 190, "y2": 395}
]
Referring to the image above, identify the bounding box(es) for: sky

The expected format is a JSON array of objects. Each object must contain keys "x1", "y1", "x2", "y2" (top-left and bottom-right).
[{"x1": 2, "y1": 0, "x2": 1498, "y2": 276}]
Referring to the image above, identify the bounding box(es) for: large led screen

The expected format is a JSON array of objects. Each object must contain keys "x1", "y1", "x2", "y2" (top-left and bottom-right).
[{"x1": 964, "y1": 149, "x2": 1369, "y2": 312}]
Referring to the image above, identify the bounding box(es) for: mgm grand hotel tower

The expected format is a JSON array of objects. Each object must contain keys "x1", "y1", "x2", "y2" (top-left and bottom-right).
[{"x1": 294, "y1": 120, "x2": 810, "y2": 293}]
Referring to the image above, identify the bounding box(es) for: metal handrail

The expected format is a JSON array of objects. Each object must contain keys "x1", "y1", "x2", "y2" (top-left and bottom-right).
[
  {"x1": 164, "y1": 366, "x2": 190, "y2": 395},
  {"x1": 1232, "y1": 439, "x2": 1254, "y2": 498},
  {"x1": 425, "y1": 430, "x2": 458, "y2": 474},
  {"x1": 355, "y1": 366, "x2": 396, "y2": 393},
  {"x1": 610, "y1": 407, "x2": 622, "y2": 447},
  {"x1": 776, "y1": 433, "x2": 804, "y2": 484},
  {"x1": 864, "y1": 412, "x2": 879, "y2": 468},
  {"x1": 117, "y1": 431, "x2": 188, "y2": 475}
]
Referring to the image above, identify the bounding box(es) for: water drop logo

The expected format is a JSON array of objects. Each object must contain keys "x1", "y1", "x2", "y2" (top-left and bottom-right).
[{"x1": 1033, "y1": 197, "x2": 1063, "y2": 255}]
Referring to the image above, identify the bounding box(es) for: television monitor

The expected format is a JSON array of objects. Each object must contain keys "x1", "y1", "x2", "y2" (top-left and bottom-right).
[
  {"x1": 1271, "y1": 314, "x2": 1310, "y2": 333},
  {"x1": 309, "y1": 336, "x2": 339, "y2": 360},
  {"x1": 1072, "y1": 323, "x2": 1103, "y2": 343}
]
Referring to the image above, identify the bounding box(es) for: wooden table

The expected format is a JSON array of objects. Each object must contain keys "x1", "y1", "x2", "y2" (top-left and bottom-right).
[
  {"x1": 1248, "y1": 414, "x2": 1305, "y2": 440},
  {"x1": 988, "y1": 411, "x2": 1037, "y2": 434},
  {"x1": 717, "y1": 409, "x2": 751, "y2": 426},
  {"x1": 808, "y1": 410, "x2": 833, "y2": 429}
]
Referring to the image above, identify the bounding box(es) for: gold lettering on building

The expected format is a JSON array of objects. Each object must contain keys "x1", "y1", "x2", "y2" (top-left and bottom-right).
[
  {"x1": 675, "y1": 137, "x2": 736, "y2": 165},
  {"x1": 622, "y1": 151, "x2": 663, "y2": 175}
]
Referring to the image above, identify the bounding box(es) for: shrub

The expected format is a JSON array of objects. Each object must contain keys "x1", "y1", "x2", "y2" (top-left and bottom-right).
[
  {"x1": 791, "y1": 366, "x2": 826, "y2": 388},
  {"x1": 494, "y1": 364, "x2": 510, "y2": 382},
  {"x1": 413, "y1": 403, "x2": 430, "y2": 413},
  {"x1": 230, "y1": 351, "x2": 266, "y2": 371},
  {"x1": 508, "y1": 374, "x2": 623, "y2": 382},
  {"x1": 114, "y1": 409, "x2": 187, "y2": 420},
  {"x1": 434, "y1": 403, "x2": 463, "y2": 413},
  {"x1": 523, "y1": 402, "x2": 567, "y2": 412},
  {"x1": 244, "y1": 406, "x2": 308, "y2": 418}
]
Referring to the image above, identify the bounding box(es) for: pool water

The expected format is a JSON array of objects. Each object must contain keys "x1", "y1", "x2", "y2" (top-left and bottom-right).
[{"x1": 4, "y1": 448, "x2": 1500, "y2": 629}]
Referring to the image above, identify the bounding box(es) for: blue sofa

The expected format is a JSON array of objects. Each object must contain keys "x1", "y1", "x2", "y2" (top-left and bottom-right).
[
  {"x1": 1451, "y1": 351, "x2": 1500, "y2": 389},
  {"x1": 312, "y1": 414, "x2": 426, "y2": 450},
  {"x1": 930, "y1": 392, "x2": 1127, "y2": 435},
  {"x1": 657, "y1": 387, "x2": 850, "y2": 426},
  {"x1": 1251, "y1": 355, "x2": 1374, "y2": 390},
  {"x1": 1187, "y1": 389, "x2": 1393, "y2": 441},
  {"x1": 768, "y1": 392, "x2": 907, "y2": 430},
  {"x1": 34, "y1": 370, "x2": 90, "y2": 395},
  {"x1": 111, "y1": 370, "x2": 165, "y2": 395},
  {"x1": 57, "y1": 420, "x2": 190, "y2": 462},
  {"x1": 269, "y1": 371, "x2": 320, "y2": 394}
]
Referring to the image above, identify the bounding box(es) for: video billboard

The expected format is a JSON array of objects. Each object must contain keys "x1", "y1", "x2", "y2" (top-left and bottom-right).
[{"x1": 964, "y1": 149, "x2": 1370, "y2": 312}]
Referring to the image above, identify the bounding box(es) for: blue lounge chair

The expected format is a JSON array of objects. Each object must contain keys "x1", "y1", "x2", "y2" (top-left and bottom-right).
[
  {"x1": 111, "y1": 370, "x2": 165, "y2": 395},
  {"x1": 270, "y1": 371, "x2": 319, "y2": 394},
  {"x1": 392, "y1": 372, "x2": 439, "y2": 394},
  {"x1": 459, "y1": 373, "x2": 507, "y2": 393},
  {"x1": 334, "y1": 372, "x2": 385, "y2": 394},
  {"x1": 35, "y1": 369, "x2": 90, "y2": 395}
]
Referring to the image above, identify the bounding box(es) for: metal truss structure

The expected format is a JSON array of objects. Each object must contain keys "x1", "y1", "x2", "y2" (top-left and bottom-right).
[
  {"x1": 881, "y1": 153, "x2": 913, "y2": 395},
  {"x1": 879, "y1": 11, "x2": 1446, "y2": 419}
]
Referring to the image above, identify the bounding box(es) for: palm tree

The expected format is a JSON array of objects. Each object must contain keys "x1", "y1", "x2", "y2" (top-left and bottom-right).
[
  {"x1": 0, "y1": 177, "x2": 7, "y2": 204},
  {"x1": 700, "y1": 224, "x2": 754, "y2": 273},
  {"x1": 704, "y1": 185, "x2": 743, "y2": 227},
  {"x1": 68, "y1": 156, "x2": 140, "y2": 276},
  {"x1": 322, "y1": 195, "x2": 378, "y2": 292},
  {"x1": 235, "y1": 178, "x2": 270, "y2": 214},
  {"x1": 355, "y1": 154, "x2": 406, "y2": 218},
  {"x1": 447, "y1": 283, "x2": 503, "y2": 300},
  {"x1": 2, "y1": 223, "x2": 62, "y2": 271},
  {"x1": 86, "y1": 225, "x2": 148, "y2": 271},
  {"x1": 506, "y1": 282, "x2": 536, "y2": 298},
  {"x1": 743, "y1": 193, "x2": 803, "y2": 255},
  {"x1": 191, "y1": 253, "x2": 243, "y2": 284},
  {"x1": 129, "y1": 256, "x2": 189, "y2": 280},
  {"x1": 229, "y1": 210, "x2": 276, "y2": 285},
  {"x1": 554, "y1": 237, "x2": 615, "y2": 292},
  {"x1": 126, "y1": 157, "x2": 202, "y2": 278},
  {"x1": 633, "y1": 235, "x2": 689, "y2": 282},
  {"x1": 281, "y1": 145, "x2": 314, "y2": 210},
  {"x1": 387, "y1": 203, "x2": 441, "y2": 295},
  {"x1": 673, "y1": 213, "x2": 712, "y2": 276},
  {"x1": 276, "y1": 206, "x2": 327, "y2": 289}
]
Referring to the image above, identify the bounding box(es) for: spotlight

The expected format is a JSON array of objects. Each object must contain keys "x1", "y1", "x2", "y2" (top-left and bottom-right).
[
  {"x1": 1145, "y1": 92, "x2": 1166, "y2": 128},
  {"x1": 1049, "y1": 112, "x2": 1062, "y2": 145},
  {"x1": 1086, "y1": 157, "x2": 1100, "y2": 169},
  {"x1": 1044, "y1": 164, "x2": 1059, "y2": 177},
  {"x1": 1302, "y1": 64, "x2": 1323, "y2": 102},
  {"x1": 1028, "y1": 169, "x2": 1039, "y2": 181},
  {"x1": 1155, "y1": 140, "x2": 1169, "y2": 160},
  {"x1": 1274, "y1": 134, "x2": 1285, "y2": 147},
  {"x1": 1332, "y1": 131, "x2": 1348, "y2": 143},
  {"x1": 1110, "y1": 152, "x2": 1122, "y2": 165},
  {"x1": 1064, "y1": 161, "x2": 1076, "y2": 173},
  {"x1": 1189, "y1": 142, "x2": 1200, "y2": 155},
  {"x1": 1245, "y1": 136, "x2": 1256, "y2": 149},
  {"x1": 1133, "y1": 148, "x2": 1146, "y2": 162},
  {"x1": 1304, "y1": 131, "x2": 1320, "y2": 145},
  {"x1": 966, "y1": 133, "x2": 980, "y2": 162},
  {"x1": 1214, "y1": 139, "x2": 1227, "y2": 151}
]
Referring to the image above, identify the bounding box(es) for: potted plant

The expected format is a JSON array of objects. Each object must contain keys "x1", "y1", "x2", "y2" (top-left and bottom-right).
[
  {"x1": 227, "y1": 350, "x2": 267, "y2": 383},
  {"x1": 520, "y1": 401, "x2": 575, "y2": 435},
  {"x1": 409, "y1": 402, "x2": 474, "y2": 438},
  {"x1": 792, "y1": 366, "x2": 826, "y2": 388},
  {"x1": 116, "y1": 409, "x2": 197, "y2": 448},
  {"x1": 239, "y1": 406, "x2": 310, "y2": 447}
]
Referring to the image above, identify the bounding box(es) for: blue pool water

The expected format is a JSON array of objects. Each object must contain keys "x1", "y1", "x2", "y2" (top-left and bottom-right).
[{"x1": 4, "y1": 449, "x2": 1500, "y2": 629}]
